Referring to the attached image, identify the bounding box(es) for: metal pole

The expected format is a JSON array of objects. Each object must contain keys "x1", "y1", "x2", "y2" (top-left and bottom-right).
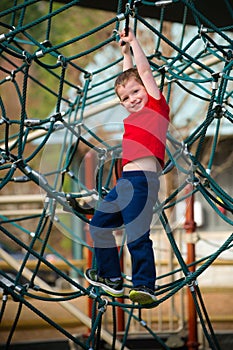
[{"x1": 84, "y1": 151, "x2": 96, "y2": 319}]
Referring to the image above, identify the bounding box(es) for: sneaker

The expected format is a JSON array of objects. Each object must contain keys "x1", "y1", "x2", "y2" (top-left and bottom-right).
[
  {"x1": 129, "y1": 286, "x2": 156, "y2": 305},
  {"x1": 84, "y1": 268, "x2": 124, "y2": 297}
]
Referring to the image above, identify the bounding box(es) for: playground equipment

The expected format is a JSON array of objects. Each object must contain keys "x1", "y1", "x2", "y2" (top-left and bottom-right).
[{"x1": 0, "y1": 1, "x2": 232, "y2": 349}]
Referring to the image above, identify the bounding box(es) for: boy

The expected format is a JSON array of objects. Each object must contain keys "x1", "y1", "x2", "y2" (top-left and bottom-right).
[{"x1": 84, "y1": 27, "x2": 169, "y2": 305}]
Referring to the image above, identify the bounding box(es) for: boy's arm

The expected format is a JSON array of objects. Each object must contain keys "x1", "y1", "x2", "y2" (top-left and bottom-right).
[
  {"x1": 121, "y1": 42, "x2": 133, "y2": 71},
  {"x1": 120, "y1": 27, "x2": 161, "y2": 100}
]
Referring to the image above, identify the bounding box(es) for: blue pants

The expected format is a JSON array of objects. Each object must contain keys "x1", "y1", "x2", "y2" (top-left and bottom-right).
[{"x1": 90, "y1": 170, "x2": 159, "y2": 290}]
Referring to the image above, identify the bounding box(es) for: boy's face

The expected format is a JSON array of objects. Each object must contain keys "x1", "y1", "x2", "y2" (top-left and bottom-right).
[{"x1": 117, "y1": 77, "x2": 148, "y2": 113}]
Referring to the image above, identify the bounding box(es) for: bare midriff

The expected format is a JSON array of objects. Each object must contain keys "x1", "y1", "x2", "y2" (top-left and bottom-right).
[{"x1": 123, "y1": 156, "x2": 159, "y2": 173}]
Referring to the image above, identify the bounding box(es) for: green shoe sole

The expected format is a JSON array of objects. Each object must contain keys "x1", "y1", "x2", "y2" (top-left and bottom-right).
[{"x1": 129, "y1": 289, "x2": 156, "y2": 305}]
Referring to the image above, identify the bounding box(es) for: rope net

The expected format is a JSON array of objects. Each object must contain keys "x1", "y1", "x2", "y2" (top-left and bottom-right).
[{"x1": 0, "y1": 1, "x2": 233, "y2": 349}]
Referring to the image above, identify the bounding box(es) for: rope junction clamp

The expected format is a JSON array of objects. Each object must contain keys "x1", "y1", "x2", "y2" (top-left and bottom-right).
[
  {"x1": 88, "y1": 288, "x2": 98, "y2": 300},
  {"x1": 98, "y1": 298, "x2": 108, "y2": 313},
  {"x1": 22, "y1": 51, "x2": 32, "y2": 65},
  {"x1": 57, "y1": 55, "x2": 68, "y2": 68},
  {"x1": 213, "y1": 104, "x2": 226, "y2": 119},
  {"x1": 0, "y1": 34, "x2": 6, "y2": 42},
  {"x1": 186, "y1": 273, "x2": 198, "y2": 292},
  {"x1": 155, "y1": 0, "x2": 174, "y2": 7}
]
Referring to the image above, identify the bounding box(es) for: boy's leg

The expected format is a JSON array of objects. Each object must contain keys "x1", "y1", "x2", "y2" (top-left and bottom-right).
[
  {"x1": 121, "y1": 171, "x2": 159, "y2": 304},
  {"x1": 89, "y1": 184, "x2": 123, "y2": 278},
  {"x1": 85, "y1": 185, "x2": 124, "y2": 296},
  {"x1": 121, "y1": 172, "x2": 159, "y2": 287},
  {"x1": 127, "y1": 231, "x2": 156, "y2": 290},
  {"x1": 94, "y1": 246, "x2": 122, "y2": 277},
  {"x1": 127, "y1": 232, "x2": 157, "y2": 305}
]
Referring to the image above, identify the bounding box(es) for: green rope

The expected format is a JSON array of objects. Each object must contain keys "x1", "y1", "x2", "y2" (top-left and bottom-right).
[{"x1": 0, "y1": 1, "x2": 232, "y2": 349}]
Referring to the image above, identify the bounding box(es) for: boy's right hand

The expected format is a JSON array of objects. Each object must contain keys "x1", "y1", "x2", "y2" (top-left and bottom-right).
[
  {"x1": 119, "y1": 27, "x2": 135, "y2": 44},
  {"x1": 119, "y1": 27, "x2": 134, "y2": 54}
]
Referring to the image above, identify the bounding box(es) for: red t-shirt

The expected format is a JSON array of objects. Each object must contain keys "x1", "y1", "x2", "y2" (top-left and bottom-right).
[{"x1": 122, "y1": 93, "x2": 169, "y2": 168}]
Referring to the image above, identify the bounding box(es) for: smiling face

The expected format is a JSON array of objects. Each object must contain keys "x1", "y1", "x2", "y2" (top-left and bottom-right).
[{"x1": 117, "y1": 77, "x2": 148, "y2": 113}]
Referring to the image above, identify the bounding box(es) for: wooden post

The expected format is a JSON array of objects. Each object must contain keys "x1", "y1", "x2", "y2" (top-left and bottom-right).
[
  {"x1": 114, "y1": 158, "x2": 125, "y2": 333},
  {"x1": 184, "y1": 183, "x2": 199, "y2": 350}
]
